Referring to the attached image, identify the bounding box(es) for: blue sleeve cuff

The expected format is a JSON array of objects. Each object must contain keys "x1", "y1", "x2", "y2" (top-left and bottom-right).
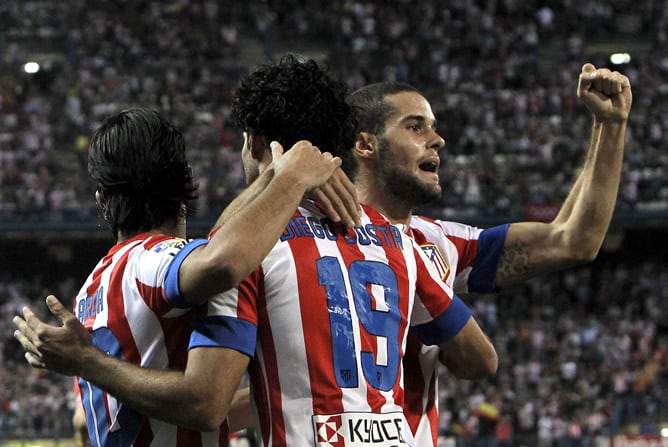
[
  {"x1": 164, "y1": 238, "x2": 209, "y2": 308},
  {"x1": 411, "y1": 295, "x2": 472, "y2": 345},
  {"x1": 189, "y1": 315, "x2": 257, "y2": 358},
  {"x1": 468, "y1": 224, "x2": 509, "y2": 293}
]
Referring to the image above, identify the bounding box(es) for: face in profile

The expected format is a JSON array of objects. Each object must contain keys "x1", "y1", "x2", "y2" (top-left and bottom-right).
[{"x1": 376, "y1": 91, "x2": 445, "y2": 206}]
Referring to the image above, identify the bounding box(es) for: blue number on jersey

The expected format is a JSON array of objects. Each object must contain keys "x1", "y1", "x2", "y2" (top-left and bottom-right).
[
  {"x1": 317, "y1": 256, "x2": 401, "y2": 391},
  {"x1": 79, "y1": 327, "x2": 141, "y2": 447}
]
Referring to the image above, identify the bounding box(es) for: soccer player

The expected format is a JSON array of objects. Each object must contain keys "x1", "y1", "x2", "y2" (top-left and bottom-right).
[
  {"x1": 13, "y1": 106, "x2": 352, "y2": 447},
  {"x1": 345, "y1": 62, "x2": 632, "y2": 445},
  {"x1": 14, "y1": 56, "x2": 498, "y2": 447}
]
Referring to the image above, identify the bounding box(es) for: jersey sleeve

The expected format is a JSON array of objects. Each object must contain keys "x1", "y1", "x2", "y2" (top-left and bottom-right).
[
  {"x1": 409, "y1": 243, "x2": 472, "y2": 346},
  {"x1": 162, "y1": 238, "x2": 209, "y2": 307},
  {"x1": 188, "y1": 272, "x2": 260, "y2": 358},
  {"x1": 467, "y1": 224, "x2": 509, "y2": 293}
]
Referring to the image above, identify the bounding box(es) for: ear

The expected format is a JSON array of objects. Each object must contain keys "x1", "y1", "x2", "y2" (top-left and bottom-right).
[
  {"x1": 246, "y1": 130, "x2": 268, "y2": 161},
  {"x1": 353, "y1": 131, "x2": 379, "y2": 161}
]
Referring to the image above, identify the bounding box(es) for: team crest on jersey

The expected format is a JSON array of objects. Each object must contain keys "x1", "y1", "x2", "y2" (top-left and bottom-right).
[{"x1": 420, "y1": 244, "x2": 450, "y2": 281}]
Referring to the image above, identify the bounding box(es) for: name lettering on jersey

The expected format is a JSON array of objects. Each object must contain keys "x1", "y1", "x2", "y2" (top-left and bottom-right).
[
  {"x1": 77, "y1": 287, "x2": 104, "y2": 323},
  {"x1": 419, "y1": 244, "x2": 451, "y2": 281},
  {"x1": 313, "y1": 412, "x2": 410, "y2": 447},
  {"x1": 281, "y1": 216, "x2": 404, "y2": 250}
]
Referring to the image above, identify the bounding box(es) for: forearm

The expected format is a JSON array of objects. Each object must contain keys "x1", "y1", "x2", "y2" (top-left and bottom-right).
[
  {"x1": 552, "y1": 121, "x2": 602, "y2": 224},
  {"x1": 438, "y1": 317, "x2": 498, "y2": 380},
  {"x1": 212, "y1": 169, "x2": 274, "y2": 230},
  {"x1": 181, "y1": 170, "x2": 309, "y2": 303},
  {"x1": 497, "y1": 120, "x2": 626, "y2": 287},
  {"x1": 228, "y1": 387, "x2": 255, "y2": 433},
  {"x1": 560, "y1": 120, "x2": 626, "y2": 253},
  {"x1": 77, "y1": 347, "x2": 215, "y2": 430}
]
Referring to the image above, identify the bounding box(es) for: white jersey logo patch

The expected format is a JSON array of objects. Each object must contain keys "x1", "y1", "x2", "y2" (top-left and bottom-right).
[{"x1": 312, "y1": 412, "x2": 413, "y2": 446}]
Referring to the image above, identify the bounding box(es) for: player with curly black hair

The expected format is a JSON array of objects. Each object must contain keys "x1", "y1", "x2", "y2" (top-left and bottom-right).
[{"x1": 231, "y1": 54, "x2": 355, "y2": 158}]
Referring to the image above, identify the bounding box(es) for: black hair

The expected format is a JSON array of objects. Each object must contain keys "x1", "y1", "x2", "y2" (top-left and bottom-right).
[
  {"x1": 231, "y1": 54, "x2": 356, "y2": 158},
  {"x1": 88, "y1": 108, "x2": 196, "y2": 238},
  {"x1": 345, "y1": 81, "x2": 422, "y2": 176},
  {"x1": 348, "y1": 81, "x2": 422, "y2": 135}
]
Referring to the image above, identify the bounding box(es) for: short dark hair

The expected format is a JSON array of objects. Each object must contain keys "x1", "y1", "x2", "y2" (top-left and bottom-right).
[
  {"x1": 88, "y1": 108, "x2": 195, "y2": 238},
  {"x1": 348, "y1": 81, "x2": 422, "y2": 136},
  {"x1": 231, "y1": 54, "x2": 356, "y2": 158},
  {"x1": 344, "y1": 81, "x2": 422, "y2": 176}
]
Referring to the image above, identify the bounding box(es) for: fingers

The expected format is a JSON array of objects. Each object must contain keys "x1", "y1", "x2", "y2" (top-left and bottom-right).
[
  {"x1": 25, "y1": 351, "x2": 46, "y2": 369},
  {"x1": 270, "y1": 141, "x2": 284, "y2": 160},
  {"x1": 581, "y1": 62, "x2": 595, "y2": 74},
  {"x1": 327, "y1": 168, "x2": 361, "y2": 227},
  {"x1": 308, "y1": 168, "x2": 361, "y2": 227},
  {"x1": 310, "y1": 184, "x2": 339, "y2": 223},
  {"x1": 577, "y1": 62, "x2": 632, "y2": 122},
  {"x1": 45, "y1": 295, "x2": 72, "y2": 323},
  {"x1": 578, "y1": 64, "x2": 629, "y2": 97},
  {"x1": 13, "y1": 315, "x2": 41, "y2": 354}
]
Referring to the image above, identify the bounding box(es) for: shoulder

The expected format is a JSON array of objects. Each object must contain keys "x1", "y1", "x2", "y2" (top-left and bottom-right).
[{"x1": 411, "y1": 215, "x2": 483, "y2": 240}]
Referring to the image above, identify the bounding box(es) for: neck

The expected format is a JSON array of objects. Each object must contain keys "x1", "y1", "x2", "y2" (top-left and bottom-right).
[
  {"x1": 355, "y1": 179, "x2": 413, "y2": 225},
  {"x1": 116, "y1": 220, "x2": 185, "y2": 243}
]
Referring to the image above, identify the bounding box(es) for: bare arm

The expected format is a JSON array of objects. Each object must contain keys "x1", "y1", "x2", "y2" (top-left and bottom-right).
[
  {"x1": 228, "y1": 387, "x2": 255, "y2": 433},
  {"x1": 437, "y1": 316, "x2": 498, "y2": 380},
  {"x1": 496, "y1": 63, "x2": 632, "y2": 288},
  {"x1": 14, "y1": 296, "x2": 249, "y2": 432},
  {"x1": 178, "y1": 141, "x2": 345, "y2": 305},
  {"x1": 217, "y1": 167, "x2": 360, "y2": 230}
]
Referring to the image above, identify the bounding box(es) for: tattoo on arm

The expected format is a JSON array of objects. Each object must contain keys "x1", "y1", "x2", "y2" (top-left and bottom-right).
[{"x1": 498, "y1": 241, "x2": 531, "y2": 285}]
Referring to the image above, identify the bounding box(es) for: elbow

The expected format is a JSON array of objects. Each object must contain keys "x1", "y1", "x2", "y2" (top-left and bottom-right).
[
  {"x1": 439, "y1": 343, "x2": 498, "y2": 380},
  {"x1": 549, "y1": 233, "x2": 600, "y2": 269},
  {"x1": 467, "y1": 348, "x2": 499, "y2": 380},
  {"x1": 188, "y1": 400, "x2": 229, "y2": 432},
  {"x1": 481, "y1": 350, "x2": 499, "y2": 377},
  {"x1": 561, "y1": 224, "x2": 608, "y2": 265},
  {"x1": 566, "y1": 239, "x2": 600, "y2": 265},
  {"x1": 208, "y1": 245, "x2": 256, "y2": 289}
]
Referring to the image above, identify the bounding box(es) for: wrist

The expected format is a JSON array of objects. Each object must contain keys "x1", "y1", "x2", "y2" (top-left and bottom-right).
[
  {"x1": 77, "y1": 344, "x2": 107, "y2": 379},
  {"x1": 273, "y1": 168, "x2": 310, "y2": 194}
]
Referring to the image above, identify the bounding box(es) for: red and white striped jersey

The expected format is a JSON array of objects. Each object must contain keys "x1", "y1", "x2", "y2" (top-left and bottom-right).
[
  {"x1": 403, "y1": 216, "x2": 508, "y2": 446},
  {"x1": 73, "y1": 233, "x2": 229, "y2": 447},
  {"x1": 189, "y1": 203, "x2": 473, "y2": 447}
]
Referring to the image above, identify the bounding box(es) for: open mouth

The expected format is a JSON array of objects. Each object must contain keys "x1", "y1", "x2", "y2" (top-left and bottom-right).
[{"x1": 419, "y1": 160, "x2": 439, "y2": 173}]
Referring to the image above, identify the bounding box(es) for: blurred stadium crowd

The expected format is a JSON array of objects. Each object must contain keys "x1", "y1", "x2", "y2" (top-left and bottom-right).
[
  {"x1": 1, "y1": 0, "x2": 668, "y2": 445},
  {"x1": 1, "y1": 0, "x2": 668, "y2": 225}
]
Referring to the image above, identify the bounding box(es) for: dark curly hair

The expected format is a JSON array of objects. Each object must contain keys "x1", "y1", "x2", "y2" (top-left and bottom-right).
[
  {"x1": 88, "y1": 108, "x2": 196, "y2": 239},
  {"x1": 231, "y1": 54, "x2": 356, "y2": 158}
]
